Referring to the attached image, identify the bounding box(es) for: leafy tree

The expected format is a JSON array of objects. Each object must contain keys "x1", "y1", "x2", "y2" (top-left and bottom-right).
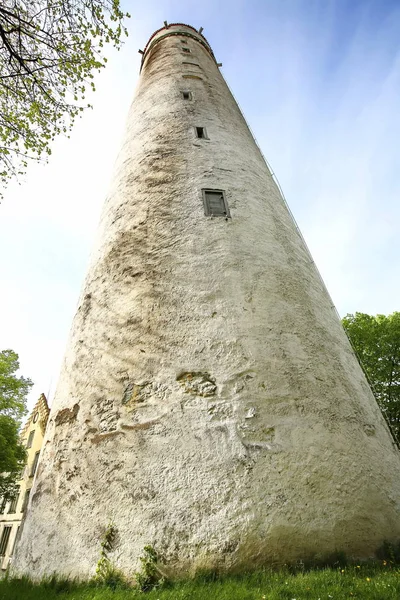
[
  {"x1": 342, "y1": 312, "x2": 400, "y2": 443},
  {"x1": 0, "y1": 349, "x2": 32, "y2": 501},
  {"x1": 0, "y1": 0, "x2": 130, "y2": 196}
]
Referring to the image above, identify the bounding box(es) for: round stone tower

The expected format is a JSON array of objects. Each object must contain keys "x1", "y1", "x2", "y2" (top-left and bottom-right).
[{"x1": 14, "y1": 23, "x2": 400, "y2": 579}]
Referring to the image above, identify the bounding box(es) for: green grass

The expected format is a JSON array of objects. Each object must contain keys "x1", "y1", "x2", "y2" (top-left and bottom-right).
[{"x1": 1, "y1": 564, "x2": 400, "y2": 600}]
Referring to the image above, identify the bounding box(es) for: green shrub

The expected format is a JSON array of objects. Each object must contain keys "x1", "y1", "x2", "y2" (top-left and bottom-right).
[
  {"x1": 134, "y1": 545, "x2": 166, "y2": 592},
  {"x1": 94, "y1": 522, "x2": 127, "y2": 589},
  {"x1": 376, "y1": 540, "x2": 400, "y2": 564}
]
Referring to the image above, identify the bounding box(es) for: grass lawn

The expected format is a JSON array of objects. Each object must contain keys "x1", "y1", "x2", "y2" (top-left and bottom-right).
[{"x1": 1, "y1": 565, "x2": 400, "y2": 600}]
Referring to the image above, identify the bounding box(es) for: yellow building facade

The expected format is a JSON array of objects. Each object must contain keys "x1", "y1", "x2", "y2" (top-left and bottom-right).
[{"x1": 0, "y1": 393, "x2": 49, "y2": 572}]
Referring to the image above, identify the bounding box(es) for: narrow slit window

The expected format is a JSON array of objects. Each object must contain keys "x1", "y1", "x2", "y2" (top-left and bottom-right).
[
  {"x1": 182, "y1": 61, "x2": 200, "y2": 68},
  {"x1": 202, "y1": 189, "x2": 231, "y2": 218},
  {"x1": 182, "y1": 47, "x2": 191, "y2": 53},
  {"x1": 196, "y1": 127, "x2": 207, "y2": 139},
  {"x1": 181, "y1": 91, "x2": 192, "y2": 100}
]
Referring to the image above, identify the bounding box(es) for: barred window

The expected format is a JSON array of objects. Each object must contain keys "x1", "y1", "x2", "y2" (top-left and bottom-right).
[
  {"x1": 8, "y1": 491, "x2": 19, "y2": 514},
  {"x1": 202, "y1": 189, "x2": 231, "y2": 218},
  {"x1": 0, "y1": 527, "x2": 12, "y2": 556},
  {"x1": 0, "y1": 496, "x2": 7, "y2": 514}
]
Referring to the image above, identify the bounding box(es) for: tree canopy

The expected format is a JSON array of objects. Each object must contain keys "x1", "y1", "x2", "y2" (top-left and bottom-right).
[
  {"x1": 0, "y1": 0, "x2": 129, "y2": 196},
  {"x1": 0, "y1": 349, "x2": 32, "y2": 501},
  {"x1": 342, "y1": 312, "x2": 400, "y2": 444}
]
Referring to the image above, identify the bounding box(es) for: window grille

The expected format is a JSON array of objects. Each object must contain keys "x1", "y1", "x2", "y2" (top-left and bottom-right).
[
  {"x1": 0, "y1": 527, "x2": 12, "y2": 556},
  {"x1": 8, "y1": 491, "x2": 19, "y2": 514},
  {"x1": 202, "y1": 189, "x2": 231, "y2": 218},
  {"x1": 0, "y1": 497, "x2": 7, "y2": 514}
]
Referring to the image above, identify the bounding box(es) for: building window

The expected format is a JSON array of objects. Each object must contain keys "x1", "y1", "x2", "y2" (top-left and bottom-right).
[
  {"x1": 182, "y1": 61, "x2": 200, "y2": 68},
  {"x1": 10, "y1": 526, "x2": 19, "y2": 556},
  {"x1": 181, "y1": 91, "x2": 192, "y2": 100},
  {"x1": 21, "y1": 489, "x2": 31, "y2": 513},
  {"x1": 26, "y1": 430, "x2": 35, "y2": 448},
  {"x1": 33, "y1": 412, "x2": 39, "y2": 423},
  {"x1": 182, "y1": 75, "x2": 202, "y2": 81},
  {"x1": 30, "y1": 451, "x2": 40, "y2": 477},
  {"x1": 202, "y1": 189, "x2": 231, "y2": 218},
  {"x1": 19, "y1": 463, "x2": 26, "y2": 480},
  {"x1": 195, "y1": 127, "x2": 208, "y2": 139},
  {"x1": 8, "y1": 491, "x2": 19, "y2": 514},
  {"x1": 0, "y1": 497, "x2": 7, "y2": 514},
  {"x1": 182, "y1": 47, "x2": 191, "y2": 53},
  {"x1": 0, "y1": 527, "x2": 12, "y2": 557}
]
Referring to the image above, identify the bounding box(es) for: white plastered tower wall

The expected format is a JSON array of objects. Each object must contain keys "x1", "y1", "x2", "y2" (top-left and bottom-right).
[{"x1": 13, "y1": 23, "x2": 400, "y2": 578}]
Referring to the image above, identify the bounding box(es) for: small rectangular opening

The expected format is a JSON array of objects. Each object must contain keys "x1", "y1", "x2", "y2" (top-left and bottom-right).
[
  {"x1": 181, "y1": 91, "x2": 192, "y2": 100},
  {"x1": 182, "y1": 47, "x2": 191, "y2": 53},
  {"x1": 182, "y1": 61, "x2": 200, "y2": 68},
  {"x1": 202, "y1": 189, "x2": 231, "y2": 218},
  {"x1": 196, "y1": 127, "x2": 207, "y2": 139}
]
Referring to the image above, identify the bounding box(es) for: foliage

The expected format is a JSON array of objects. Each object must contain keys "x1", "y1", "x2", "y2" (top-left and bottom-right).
[
  {"x1": 0, "y1": 349, "x2": 31, "y2": 421},
  {"x1": 94, "y1": 522, "x2": 127, "y2": 589},
  {"x1": 2, "y1": 564, "x2": 400, "y2": 599},
  {"x1": 134, "y1": 545, "x2": 166, "y2": 592},
  {"x1": 0, "y1": 349, "x2": 32, "y2": 501},
  {"x1": 0, "y1": 0, "x2": 130, "y2": 196},
  {"x1": 342, "y1": 312, "x2": 400, "y2": 442},
  {"x1": 376, "y1": 540, "x2": 400, "y2": 565}
]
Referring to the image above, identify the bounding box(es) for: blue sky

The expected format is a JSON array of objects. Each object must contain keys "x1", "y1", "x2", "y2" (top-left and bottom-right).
[{"x1": 1, "y1": 0, "x2": 399, "y2": 409}]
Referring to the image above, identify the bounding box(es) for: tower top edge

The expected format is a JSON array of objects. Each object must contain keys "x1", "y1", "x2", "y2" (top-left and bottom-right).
[{"x1": 140, "y1": 23, "x2": 217, "y2": 71}]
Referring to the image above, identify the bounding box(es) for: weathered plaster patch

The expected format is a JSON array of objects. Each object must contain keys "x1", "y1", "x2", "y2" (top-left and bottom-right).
[
  {"x1": 177, "y1": 372, "x2": 217, "y2": 396},
  {"x1": 55, "y1": 404, "x2": 79, "y2": 426},
  {"x1": 122, "y1": 381, "x2": 151, "y2": 405}
]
